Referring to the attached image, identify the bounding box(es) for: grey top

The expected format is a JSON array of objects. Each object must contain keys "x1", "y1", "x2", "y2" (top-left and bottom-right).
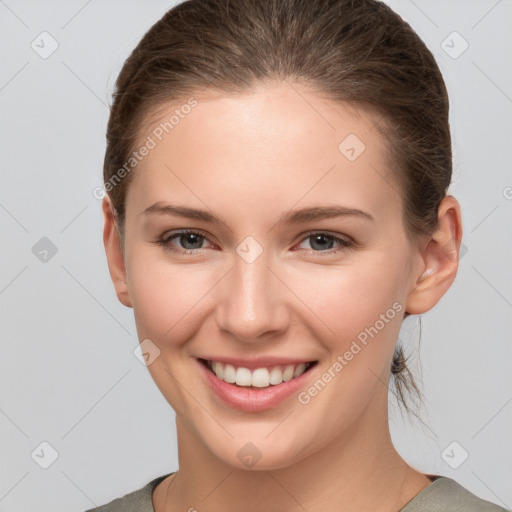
[{"x1": 84, "y1": 473, "x2": 509, "y2": 512}]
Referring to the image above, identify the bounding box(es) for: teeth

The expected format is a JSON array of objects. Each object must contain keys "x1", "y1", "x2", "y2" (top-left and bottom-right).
[
  {"x1": 293, "y1": 363, "x2": 306, "y2": 378},
  {"x1": 207, "y1": 360, "x2": 312, "y2": 388},
  {"x1": 252, "y1": 368, "x2": 270, "y2": 388},
  {"x1": 269, "y1": 367, "x2": 283, "y2": 385},
  {"x1": 282, "y1": 365, "x2": 295, "y2": 382},
  {"x1": 235, "y1": 367, "x2": 252, "y2": 386},
  {"x1": 212, "y1": 361, "x2": 223, "y2": 380},
  {"x1": 223, "y1": 364, "x2": 236, "y2": 384}
]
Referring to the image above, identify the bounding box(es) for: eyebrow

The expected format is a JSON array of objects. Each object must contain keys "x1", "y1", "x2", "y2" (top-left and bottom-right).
[{"x1": 141, "y1": 202, "x2": 374, "y2": 226}]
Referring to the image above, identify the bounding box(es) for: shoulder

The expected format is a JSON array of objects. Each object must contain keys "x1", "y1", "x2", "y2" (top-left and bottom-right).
[
  {"x1": 81, "y1": 474, "x2": 173, "y2": 512},
  {"x1": 402, "y1": 476, "x2": 510, "y2": 512}
]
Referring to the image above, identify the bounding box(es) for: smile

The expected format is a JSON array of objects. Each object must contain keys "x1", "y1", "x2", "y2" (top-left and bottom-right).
[
  {"x1": 202, "y1": 359, "x2": 317, "y2": 388},
  {"x1": 197, "y1": 356, "x2": 319, "y2": 412}
]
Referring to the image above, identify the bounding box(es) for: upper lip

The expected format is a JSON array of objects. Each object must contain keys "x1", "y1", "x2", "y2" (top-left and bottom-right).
[{"x1": 197, "y1": 356, "x2": 317, "y2": 370}]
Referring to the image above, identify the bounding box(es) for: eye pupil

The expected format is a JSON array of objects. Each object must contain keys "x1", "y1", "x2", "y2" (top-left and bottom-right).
[
  {"x1": 181, "y1": 233, "x2": 203, "y2": 249},
  {"x1": 310, "y1": 234, "x2": 334, "y2": 251}
]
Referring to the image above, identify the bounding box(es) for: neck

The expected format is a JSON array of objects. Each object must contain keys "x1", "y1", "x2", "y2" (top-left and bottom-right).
[{"x1": 158, "y1": 392, "x2": 430, "y2": 512}]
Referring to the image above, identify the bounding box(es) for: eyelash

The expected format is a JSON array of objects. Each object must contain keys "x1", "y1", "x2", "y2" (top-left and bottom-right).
[{"x1": 156, "y1": 229, "x2": 354, "y2": 256}]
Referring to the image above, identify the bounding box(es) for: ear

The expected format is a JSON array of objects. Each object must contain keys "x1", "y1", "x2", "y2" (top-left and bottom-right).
[
  {"x1": 102, "y1": 196, "x2": 133, "y2": 308},
  {"x1": 405, "y1": 195, "x2": 463, "y2": 315}
]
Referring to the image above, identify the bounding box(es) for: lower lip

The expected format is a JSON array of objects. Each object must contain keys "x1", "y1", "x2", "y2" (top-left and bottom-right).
[{"x1": 198, "y1": 359, "x2": 315, "y2": 412}]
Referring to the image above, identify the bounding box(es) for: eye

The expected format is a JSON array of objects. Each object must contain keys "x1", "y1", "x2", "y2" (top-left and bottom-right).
[
  {"x1": 295, "y1": 232, "x2": 353, "y2": 255},
  {"x1": 157, "y1": 229, "x2": 213, "y2": 254},
  {"x1": 156, "y1": 229, "x2": 354, "y2": 256}
]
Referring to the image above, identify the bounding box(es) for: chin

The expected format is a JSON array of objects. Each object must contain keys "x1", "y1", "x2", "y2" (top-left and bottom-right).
[{"x1": 198, "y1": 427, "x2": 317, "y2": 472}]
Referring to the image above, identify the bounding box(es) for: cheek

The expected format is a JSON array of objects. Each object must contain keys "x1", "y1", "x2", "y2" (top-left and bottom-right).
[
  {"x1": 126, "y1": 248, "x2": 219, "y2": 342},
  {"x1": 289, "y1": 256, "x2": 407, "y2": 345}
]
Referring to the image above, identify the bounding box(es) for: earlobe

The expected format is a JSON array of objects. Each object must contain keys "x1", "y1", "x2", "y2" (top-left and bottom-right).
[
  {"x1": 405, "y1": 195, "x2": 463, "y2": 315},
  {"x1": 102, "y1": 197, "x2": 133, "y2": 308}
]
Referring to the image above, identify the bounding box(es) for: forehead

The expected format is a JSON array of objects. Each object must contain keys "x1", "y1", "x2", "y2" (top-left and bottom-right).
[{"x1": 127, "y1": 81, "x2": 400, "y2": 224}]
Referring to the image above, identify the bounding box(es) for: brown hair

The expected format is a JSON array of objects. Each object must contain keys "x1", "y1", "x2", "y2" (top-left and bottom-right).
[{"x1": 103, "y1": 0, "x2": 452, "y2": 411}]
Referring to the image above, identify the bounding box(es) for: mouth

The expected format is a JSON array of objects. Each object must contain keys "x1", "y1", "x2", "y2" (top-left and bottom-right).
[{"x1": 198, "y1": 358, "x2": 318, "y2": 389}]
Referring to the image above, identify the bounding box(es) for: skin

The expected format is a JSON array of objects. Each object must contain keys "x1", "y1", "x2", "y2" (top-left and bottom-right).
[{"x1": 102, "y1": 80, "x2": 462, "y2": 512}]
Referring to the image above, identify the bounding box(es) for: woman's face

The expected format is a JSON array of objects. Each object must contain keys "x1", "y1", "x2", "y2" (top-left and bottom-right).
[{"x1": 112, "y1": 81, "x2": 427, "y2": 469}]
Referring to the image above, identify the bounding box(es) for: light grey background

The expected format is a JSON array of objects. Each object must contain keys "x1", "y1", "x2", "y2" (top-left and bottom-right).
[{"x1": 0, "y1": 1, "x2": 511, "y2": 511}]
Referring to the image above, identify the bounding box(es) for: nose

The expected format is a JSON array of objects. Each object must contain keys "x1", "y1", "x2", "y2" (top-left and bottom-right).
[{"x1": 214, "y1": 247, "x2": 289, "y2": 343}]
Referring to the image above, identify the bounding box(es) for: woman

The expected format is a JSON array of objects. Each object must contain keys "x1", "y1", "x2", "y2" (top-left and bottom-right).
[{"x1": 88, "y1": 0, "x2": 508, "y2": 510}]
